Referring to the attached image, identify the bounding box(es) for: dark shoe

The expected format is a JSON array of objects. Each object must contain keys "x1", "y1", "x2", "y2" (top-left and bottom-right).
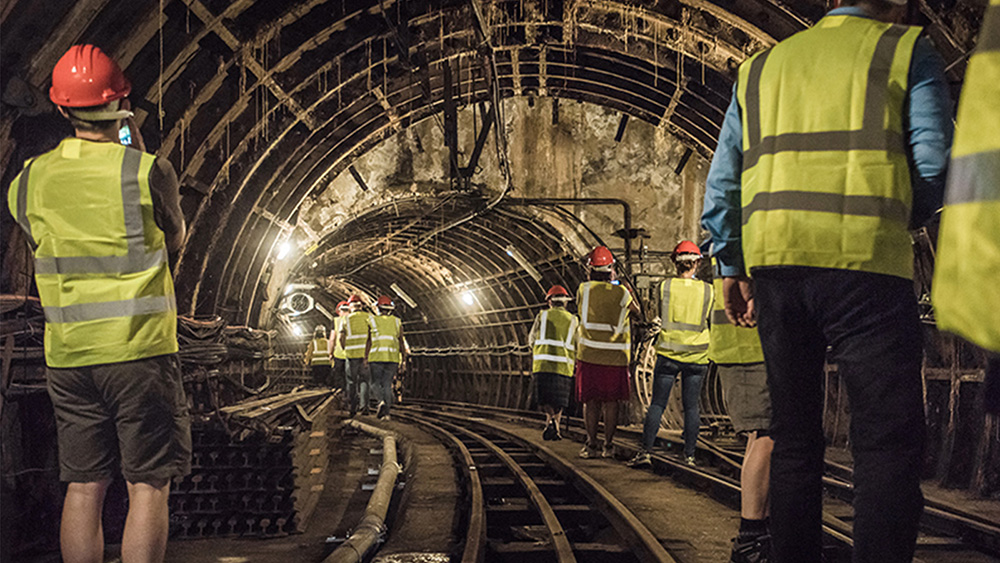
[
  {"x1": 552, "y1": 429, "x2": 562, "y2": 441},
  {"x1": 376, "y1": 401, "x2": 387, "y2": 419},
  {"x1": 730, "y1": 534, "x2": 771, "y2": 563},
  {"x1": 542, "y1": 422, "x2": 557, "y2": 441}
]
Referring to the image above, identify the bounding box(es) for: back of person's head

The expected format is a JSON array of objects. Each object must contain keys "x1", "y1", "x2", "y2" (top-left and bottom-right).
[
  {"x1": 838, "y1": 0, "x2": 906, "y2": 21},
  {"x1": 589, "y1": 270, "x2": 613, "y2": 282},
  {"x1": 50, "y1": 45, "x2": 133, "y2": 134},
  {"x1": 314, "y1": 325, "x2": 325, "y2": 338}
]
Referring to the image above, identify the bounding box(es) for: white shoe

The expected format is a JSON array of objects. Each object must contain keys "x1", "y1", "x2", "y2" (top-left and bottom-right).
[
  {"x1": 601, "y1": 444, "x2": 614, "y2": 459},
  {"x1": 686, "y1": 456, "x2": 697, "y2": 467},
  {"x1": 626, "y1": 451, "x2": 652, "y2": 467}
]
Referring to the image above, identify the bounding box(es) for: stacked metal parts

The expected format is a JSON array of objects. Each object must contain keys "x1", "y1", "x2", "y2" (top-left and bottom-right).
[{"x1": 170, "y1": 389, "x2": 337, "y2": 539}]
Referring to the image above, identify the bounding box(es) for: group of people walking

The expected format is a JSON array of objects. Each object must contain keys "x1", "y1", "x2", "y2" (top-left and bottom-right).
[{"x1": 305, "y1": 294, "x2": 406, "y2": 419}]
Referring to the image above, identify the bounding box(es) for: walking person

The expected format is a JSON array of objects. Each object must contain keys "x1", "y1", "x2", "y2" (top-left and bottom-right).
[
  {"x1": 627, "y1": 241, "x2": 712, "y2": 468},
  {"x1": 708, "y1": 259, "x2": 774, "y2": 562},
  {"x1": 369, "y1": 295, "x2": 405, "y2": 419},
  {"x1": 340, "y1": 294, "x2": 374, "y2": 416},
  {"x1": 330, "y1": 300, "x2": 350, "y2": 392},
  {"x1": 6, "y1": 45, "x2": 191, "y2": 563},
  {"x1": 576, "y1": 246, "x2": 640, "y2": 459},
  {"x1": 529, "y1": 285, "x2": 579, "y2": 440},
  {"x1": 932, "y1": 0, "x2": 1000, "y2": 415},
  {"x1": 304, "y1": 325, "x2": 331, "y2": 387},
  {"x1": 701, "y1": 0, "x2": 953, "y2": 558}
]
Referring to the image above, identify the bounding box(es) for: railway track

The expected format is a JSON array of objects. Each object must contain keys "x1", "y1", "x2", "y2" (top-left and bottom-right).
[
  {"x1": 393, "y1": 406, "x2": 677, "y2": 563},
  {"x1": 398, "y1": 399, "x2": 1000, "y2": 562}
]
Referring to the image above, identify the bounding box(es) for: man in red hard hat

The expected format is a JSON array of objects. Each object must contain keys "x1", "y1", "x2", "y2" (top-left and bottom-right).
[
  {"x1": 528, "y1": 285, "x2": 579, "y2": 440},
  {"x1": 575, "y1": 246, "x2": 640, "y2": 458},
  {"x1": 628, "y1": 240, "x2": 713, "y2": 468},
  {"x1": 329, "y1": 300, "x2": 351, "y2": 394},
  {"x1": 6, "y1": 45, "x2": 189, "y2": 563}
]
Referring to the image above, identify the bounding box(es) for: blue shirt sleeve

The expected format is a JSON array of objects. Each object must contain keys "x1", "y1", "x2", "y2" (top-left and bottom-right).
[
  {"x1": 701, "y1": 88, "x2": 746, "y2": 277},
  {"x1": 907, "y1": 35, "x2": 954, "y2": 228}
]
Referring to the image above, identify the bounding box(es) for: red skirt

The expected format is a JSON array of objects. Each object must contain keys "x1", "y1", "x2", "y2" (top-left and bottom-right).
[{"x1": 575, "y1": 360, "x2": 631, "y2": 402}]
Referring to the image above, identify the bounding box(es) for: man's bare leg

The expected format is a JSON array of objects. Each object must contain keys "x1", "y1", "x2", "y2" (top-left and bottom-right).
[
  {"x1": 741, "y1": 432, "x2": 774, "y2": 519},
  {"x1": 122, "y1": 479, "x2": 171, "y2": 563},
  {"x1": 61, "y1": 479, "x2": 111, "y2": 563}
]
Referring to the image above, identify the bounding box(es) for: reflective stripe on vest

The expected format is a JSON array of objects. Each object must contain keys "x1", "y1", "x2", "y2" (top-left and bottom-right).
[
  {"x1": 311, "y1": 338, "x2": 331, "y2": 365},
  {"x1": 737, "y1": 15, "x2": 921, "y2": 280},
  {"x1": 344, "y1": 312, "x2": 373, "y2": 358},
  {"x1": 532, "y1": 308, "x2": 579, "y2": 377},
  {"x1": 369, "y1": 315, "x2": 402, "y2": 363},
  {"x1": 707, "y1": 262, "x2": 764, "y2": 364},
  {"x1": 933, "y1": 0, "x2": 1000, "y2": 352},
  {"x1": 333, "y1": 316, "x2": 347, "y2": 359},
  {"x1": 655, "y1": 278, "x2": 712, "y2": 364},
  {"x1": 6, "y1": 138, "x2": 177, "y2": 367},
  {"x1": 576, "y1": 281, "x2": 631, "y2": 366}
]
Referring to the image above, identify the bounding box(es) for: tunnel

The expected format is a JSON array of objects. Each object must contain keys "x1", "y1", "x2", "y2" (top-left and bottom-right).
[{"x1": 1, "y1": 0, "x2": 998, "y2": 560}]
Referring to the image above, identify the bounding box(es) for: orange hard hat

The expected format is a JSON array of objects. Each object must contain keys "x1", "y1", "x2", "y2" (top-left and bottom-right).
[
  {"x1": 377, "y1": 295, "x2": 394, "y2": 309},
  {"x1": 348, "y1": 294, "x2": 364, "y2": 304},
  {"x1": 588, "y1": 246, "x2": 615, "y2": 268},
  {"x1": 546, "y1": 285, "x2": 570, "y2": 299},
  {"x1": 337, "y1": 300, "x2": 349, "y2": 311},
  {"x1": 672, "y1": 240, "x2": 703, "y2": 260},
  {"x1": 49, "y1": 45, "x2": 131, "y2": 108}
]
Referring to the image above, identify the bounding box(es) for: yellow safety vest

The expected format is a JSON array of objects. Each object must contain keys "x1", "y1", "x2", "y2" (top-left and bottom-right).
[
  {"x1": 655, "y1": 278, "x2": 713, "y2": 364},
  {"x1": 737, "y1": 15, "x2": 922, "y2": 280},
  {"x1": 369, "y1": 314, "x2": 402, "y2": 363},
  {"x1": 531, "y1": 307, "x2": 579, "y2": 377},
  {"x1": 343, "y1": 311, "x2": 373, "y2": 359},
  {"x1": 576, "y1": 281, "x2": 632, "y2": 367},
  {"x1": 333, "y1": 316, "x2": 347, "y2": 360},
  {"x1": 933, "y1": 0, "x2": 1000, "y2": 352},
  {"x1": 310, "y1": 337, "x2": 331, "y2": 365},
  {"x1": 6, "y1": 138, "x2": 177, "y2": 368},
  {"x1": 707, "y1": 266, "x2": 764, "y2": 364}
]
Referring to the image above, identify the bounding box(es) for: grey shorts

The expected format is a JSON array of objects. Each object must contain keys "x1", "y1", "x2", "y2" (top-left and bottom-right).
[
  {"x1": 717, "y1": 362, "x2": 772, "y2": 434},
  {"x1": 46, "y1": 354, "x2": 192, "y2": 483}
]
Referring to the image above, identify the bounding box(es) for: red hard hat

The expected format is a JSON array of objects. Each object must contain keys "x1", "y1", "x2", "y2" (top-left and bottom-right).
[
  {"x1": 337, "y1": 300, "x2": 349, "y2": 311},
  {"x1": 672, "y1": 240, "x2": 703, "y2": 259},
  {"x1": 377, "y1": 295, "x2": 394, "y2": 308},
  {"x1": 348, "y1": 294, "x2": 363, "y2": 304},
  {"x1": 588, "y1": 246, "x2": 615, "y2": 267},
  {"x1": 49, "y1": 45, "x2": 131, "y2": 108},
  {"x1": 546, "y1": 285, "x2": 570, "y2": 299}
]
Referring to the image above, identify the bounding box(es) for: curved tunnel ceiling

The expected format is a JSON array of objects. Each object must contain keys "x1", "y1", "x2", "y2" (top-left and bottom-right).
[{"x1": 0, "y1": 0, "x2": 984, "y2": 336}]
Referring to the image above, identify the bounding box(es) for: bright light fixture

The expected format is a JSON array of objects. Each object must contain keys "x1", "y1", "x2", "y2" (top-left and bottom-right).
[
  {"x1": 391, "y1": 282, "x2": 418, "y2": 308},
  {"x1": 277, "y1": 241, "x2": 292, "y2": 260},
  {"x1": 462, "y1": 291, "x2": 475, "y2": 306},
  {"x1": 291, "y1": 324, "x2": 303, "y2": 336},
  {"x1": 505, "y1": 244, "x2": 542, "y2": 282}
]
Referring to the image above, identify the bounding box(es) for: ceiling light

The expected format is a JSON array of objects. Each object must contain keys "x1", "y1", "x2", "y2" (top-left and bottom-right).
[
  {"x1": 277, "y1": 241, "x2": 292, "y2": 260},
  {"x1": 391, "y1": 283, "x2": 418, "y2": 308},
  {"x1": 505, "y1": 244, "x2": 542, "y2": 282},
  {"x1": 462, "y1": 291, "x2": 475, "y2": 306}
]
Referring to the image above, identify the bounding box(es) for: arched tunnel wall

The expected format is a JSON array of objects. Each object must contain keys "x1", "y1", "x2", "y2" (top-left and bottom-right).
[{"x1": 0, "y1": 0, "x2": 994, "y2": 490}]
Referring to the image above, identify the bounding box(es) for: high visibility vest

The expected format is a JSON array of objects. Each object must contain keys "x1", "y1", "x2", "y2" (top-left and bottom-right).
[
  {"x1": 707, "y1": 266, "x2": 764, "y2": 364},
  {"x1": 332, "y1": 316, "x2": 347, "y2": 360},
  {"x1": 369, "y1": 314, "x2": 402, "y2": 363},
  {"x1": 343, "y1": 311, "x2": 373, "y2": 359},
  {"x1": 736, "y1": 15, "x2": 922, "y2": 280},
  {"x1": 531, "y1": 307, "x2": 579, "y2": 377},
  {"x1": 576, "y1": 281, "x2": 632, "y2": 367},
  {"x1": 6, "y1": 138, "x2": 177, "y2": 368},
  {"x1": 655, "y1": 278, "x2": 713, "y2": 364},
  {"x1": 933, "y1": 0, "x2": 1000, "y2": 352},
  {"x1": 310, "y1": 337, "x2": 331, "y2": 365}
]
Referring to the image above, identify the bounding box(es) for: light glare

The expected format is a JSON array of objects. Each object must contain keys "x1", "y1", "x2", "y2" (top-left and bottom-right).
[
  {"x1": 462, "y1": 291, "x2": 475, "y2": 306},
  {"x1": 277, "y1": 242, "x2": 292, "y2": 260}
]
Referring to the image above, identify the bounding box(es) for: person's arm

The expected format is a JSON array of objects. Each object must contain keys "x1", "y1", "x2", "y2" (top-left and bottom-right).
[
  {"x1": 702, "y1": 87, "x2": 756, "y2": 327},
  {"x1": 149, "y1": 157, "x2": 186, "y2": 265},
  {"x1": 339, "y1": 323, "x2": 347, "y2": 350},
  {"x1": 364, "y1": 315, "x2": 373, "y2": 363},
  {"x1": 701, "y1": 88, "x2": 746, "y2": 278},
  {"x1": 906, "y1": 36, "x2": 955, "y2": 228},
  {"x1": 397, "y1": 323, "x2": 406, "y2": 372},
  {"x1": 527, "y1": 313, "x2": 541, "y2": 347},
  {"x1": 304, "y1": 342, "x2": 312, "y2": 366}
]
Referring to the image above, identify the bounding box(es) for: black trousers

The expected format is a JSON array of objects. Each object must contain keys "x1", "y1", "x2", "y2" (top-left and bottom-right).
[{"x1": 754, "y1": 267, "x2": 925, "y2": 563}]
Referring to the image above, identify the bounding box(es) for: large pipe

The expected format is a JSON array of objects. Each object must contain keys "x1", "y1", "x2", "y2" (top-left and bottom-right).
[
  {"x1": 503, "y1": 198, "x2": 634, "y2": 274},
  {"x1": 324, "y1": 420, "x2": 401, "y2": 563}
]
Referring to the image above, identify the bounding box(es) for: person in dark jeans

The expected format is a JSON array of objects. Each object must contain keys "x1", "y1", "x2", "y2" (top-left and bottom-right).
[{"x1": 753, "y1": 267, "x2": 925, "y2": 561}]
